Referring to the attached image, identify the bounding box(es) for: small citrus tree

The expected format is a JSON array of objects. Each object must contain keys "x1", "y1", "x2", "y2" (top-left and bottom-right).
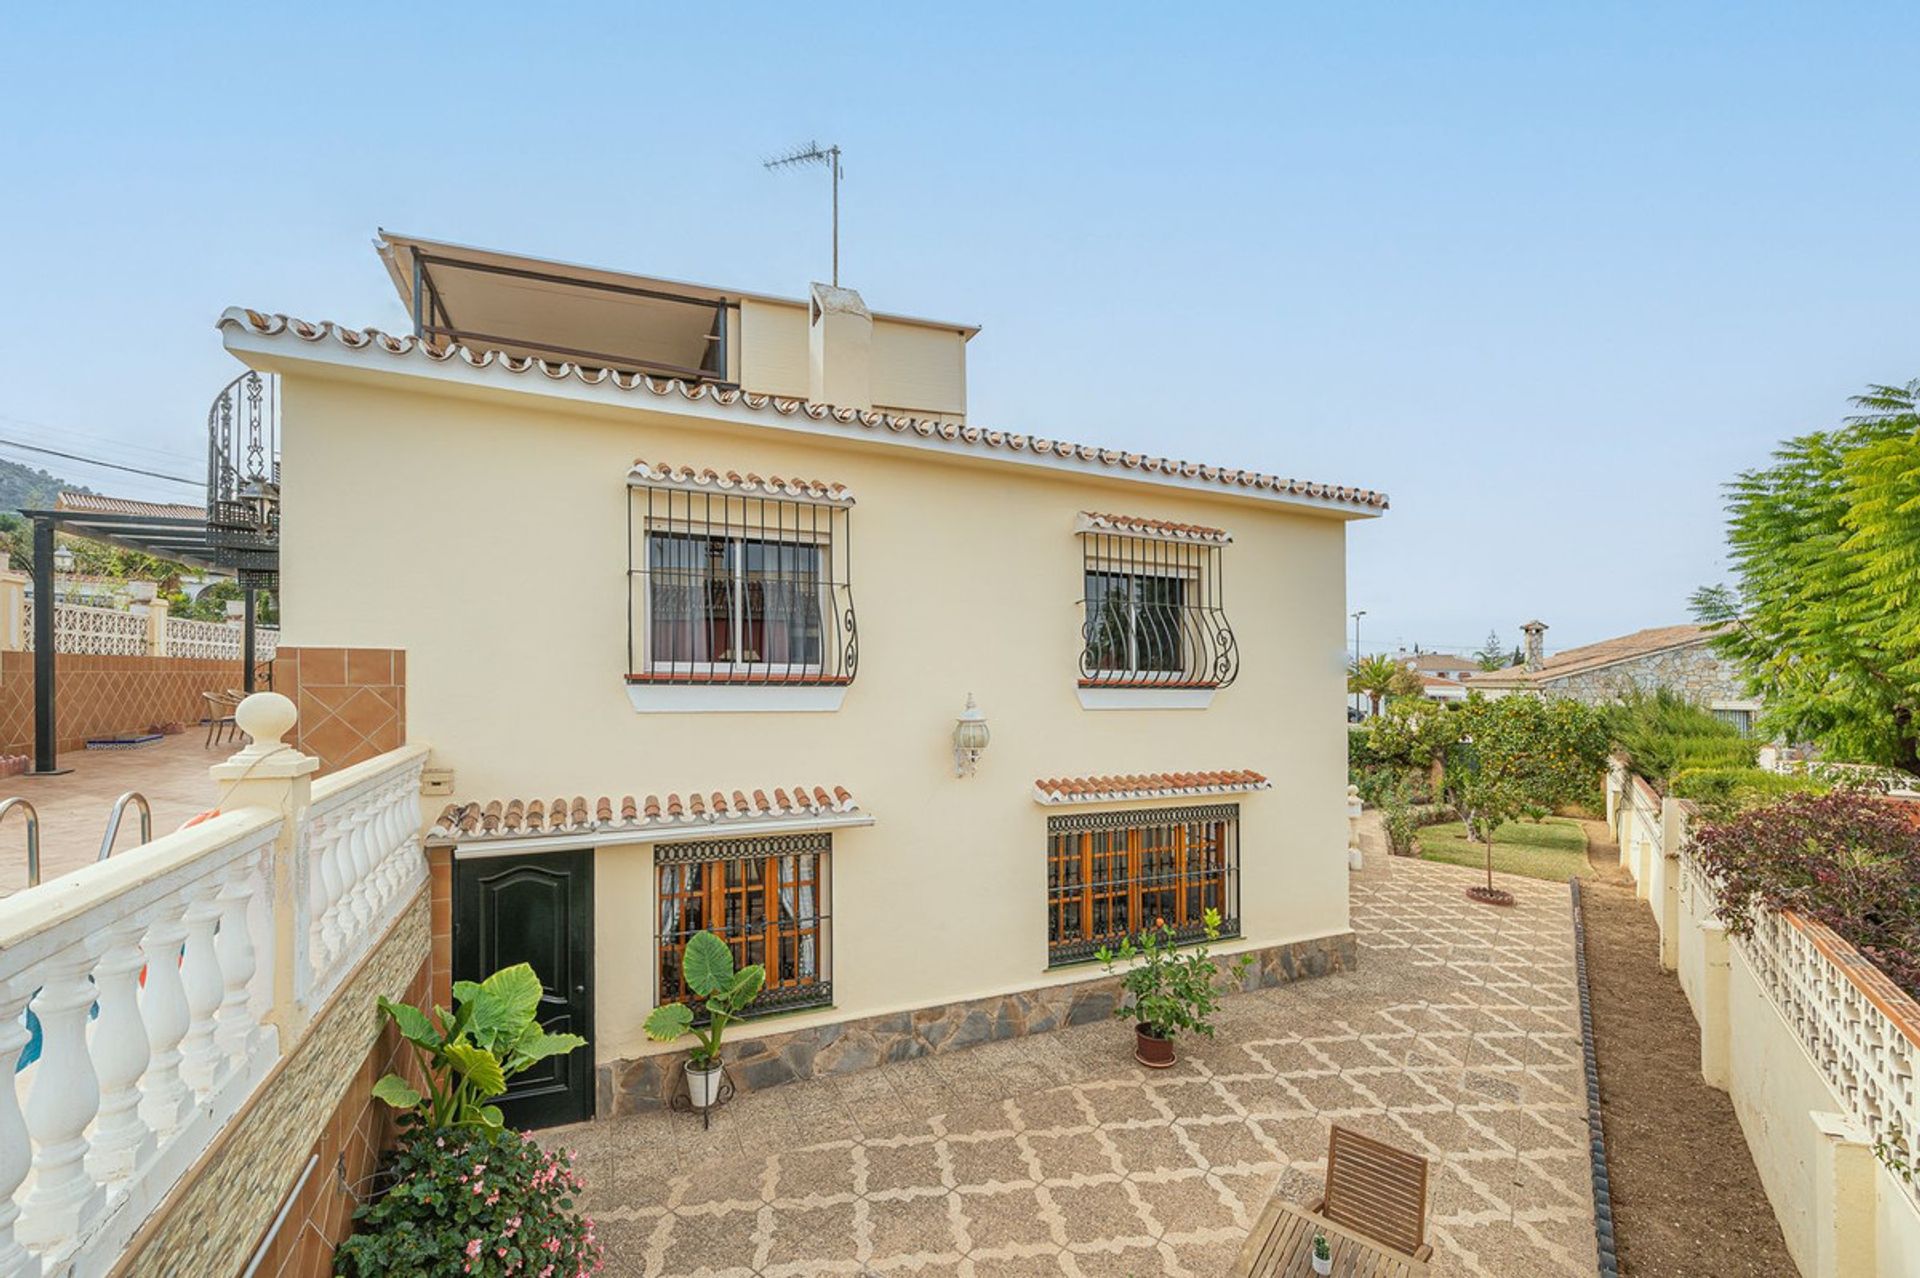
[{"x1": 1444, "y1": 695, "x2": 1608, "y2": 895}]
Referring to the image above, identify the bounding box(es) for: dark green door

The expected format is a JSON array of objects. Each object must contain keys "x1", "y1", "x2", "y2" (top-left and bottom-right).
[{"x1": 453, "y1": 850, "x2": 594, "y2": 1128}]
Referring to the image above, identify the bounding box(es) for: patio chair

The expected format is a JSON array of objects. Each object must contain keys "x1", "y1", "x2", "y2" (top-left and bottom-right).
[
  {"x1": 1307, "y1": 1124, "x2": 1433, "y2": 1262},
  {"x1": 202, "y1": 692, "x2": 239, "y2": 748}
]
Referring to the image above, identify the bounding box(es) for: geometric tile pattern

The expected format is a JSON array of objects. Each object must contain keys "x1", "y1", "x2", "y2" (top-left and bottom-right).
[
  {"x1": 274, "y1": 646, "x2": 406, "y2": 776},
  {"x1": 0, "y1": 649, "x2": 245, "y2": 756},
  {"x1": 540, "y1": 844, "x2": 1597, "y2": 1276}
]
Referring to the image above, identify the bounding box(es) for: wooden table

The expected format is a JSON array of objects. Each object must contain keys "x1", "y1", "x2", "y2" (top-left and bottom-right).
[{"x1": 1231, "y1": 1199, "x2": 1432, "y2": 1277}]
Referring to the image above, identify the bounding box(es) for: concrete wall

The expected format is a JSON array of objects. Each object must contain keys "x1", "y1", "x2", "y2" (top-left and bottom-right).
[
  {"x1": 272, "y1": 368, "x2": 1355, "y2": 1081},
  {"x1": 0, "y1": 650, "x2": 243, "y2": 755},
  {"x1": 1607, "y1": 767, "x2": 1920, "y2": 1278},
  {"x1": 737, "y1": 295, "x2": 968, "y2": 419}
]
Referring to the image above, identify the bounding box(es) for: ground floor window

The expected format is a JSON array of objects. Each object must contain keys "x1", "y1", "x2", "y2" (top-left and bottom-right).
[
  {"x1": 1711, "y1": 707, "x2": 1755, "y2": 737},
  {"x1": 656, "y1": 832, "x2": 832, "y2": 1015},
  {"x1": 1046, "y1": 804, "x2": 1240, "y2": 965}
]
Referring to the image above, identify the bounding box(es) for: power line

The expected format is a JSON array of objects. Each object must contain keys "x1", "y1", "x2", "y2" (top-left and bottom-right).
[{"x1": 0, "y1": 436, "x2": 203, "y2": 488}]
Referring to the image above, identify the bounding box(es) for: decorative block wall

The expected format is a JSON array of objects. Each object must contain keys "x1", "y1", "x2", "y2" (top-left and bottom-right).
[
  {"x1": 0, "y1": 651, "x2": 244, "y2": 755},
  {"x1": 272, "y1": 647, "x2": 406, "y2": 775}
]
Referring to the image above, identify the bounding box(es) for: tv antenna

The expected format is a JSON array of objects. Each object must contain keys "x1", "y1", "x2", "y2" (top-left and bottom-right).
[{"x1": 764, "y1": 140, "x2": 844, "y2": 286}]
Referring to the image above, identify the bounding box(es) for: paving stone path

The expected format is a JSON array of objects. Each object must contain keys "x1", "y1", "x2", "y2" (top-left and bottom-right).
[{"x1": 543, "y1": 842, "x2": 1596, "y2": 1276}]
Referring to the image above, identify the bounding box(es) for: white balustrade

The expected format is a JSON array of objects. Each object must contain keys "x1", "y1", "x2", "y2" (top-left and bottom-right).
[
  {"x1": 0, "y1": 699, "x2": 431, "y2": 1276},
  {"x1": 298, "y1": 745, "x2": 430, "y2": 1010}
]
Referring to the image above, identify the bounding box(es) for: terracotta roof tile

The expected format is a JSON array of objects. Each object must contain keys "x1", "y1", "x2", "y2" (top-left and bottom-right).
[
  {"x1": 221, "y1": 309, "x2": 1390, "y2": 515},
  {"x1": 1032, "y1": 770, "x2": 1271, "y2": 805},
  {"x1": 429, "y1": 782, "x2": 860, "y2": 844},
  {"x1": 629, "y1": 459, "x2": 855, "y2": 505},
  {"x1": 1075, "y1": 511, "x2": 1232, "y2": 544}
]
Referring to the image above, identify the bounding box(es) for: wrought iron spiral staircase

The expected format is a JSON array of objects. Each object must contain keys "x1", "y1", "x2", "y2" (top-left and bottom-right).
[{"x1": 205, "y1": 371, "x2": 279, "y2": 589}]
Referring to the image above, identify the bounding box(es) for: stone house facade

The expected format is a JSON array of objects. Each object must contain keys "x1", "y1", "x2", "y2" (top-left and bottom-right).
[{"x1": 1468, "y1": 620, "x2": 1761, "y2": 732}]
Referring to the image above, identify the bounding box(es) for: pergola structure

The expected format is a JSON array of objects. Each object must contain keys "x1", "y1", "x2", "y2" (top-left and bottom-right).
[{"x1": 17, "y1": 492, "x2": 267, "y2": 776}]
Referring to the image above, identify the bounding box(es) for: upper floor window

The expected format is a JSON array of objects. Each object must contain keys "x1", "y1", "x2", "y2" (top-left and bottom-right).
[
  {"x1": 1076, "y1": 512, "x2": 1238, "y2": 688},
  {"x1": 628, "y1": 463, "x2": 857, "y2": 686}
]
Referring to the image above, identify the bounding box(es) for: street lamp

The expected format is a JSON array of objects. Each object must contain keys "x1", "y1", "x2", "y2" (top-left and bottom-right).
[{"x1": 1350, "y1": 609, "x2": 1367, "y2": 716}]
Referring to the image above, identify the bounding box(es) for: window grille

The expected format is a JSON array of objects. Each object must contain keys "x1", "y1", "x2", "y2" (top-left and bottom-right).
[
  {"x1": 628, "y1": 482, "x2": 857, "y2": 685},
  {"x1": 656, "y1": 831, "x2": 833, "y2": 1016},
  {"x1": 1046, "y1": 804, "x2": 1241, "y2": 965},
  {"x1": 1078, "y1": 527, "x2": 1237, "y2": 688}
]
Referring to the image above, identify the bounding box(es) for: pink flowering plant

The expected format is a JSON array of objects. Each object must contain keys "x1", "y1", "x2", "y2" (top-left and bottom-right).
[{"x1": 333, "y1": 1125, "x2": 602, "y2": 1277}]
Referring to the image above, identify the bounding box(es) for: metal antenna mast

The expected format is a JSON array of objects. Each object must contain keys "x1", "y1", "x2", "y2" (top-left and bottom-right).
[{"x1": 764, "y1": 140, "x2": 844, "y2": 286}]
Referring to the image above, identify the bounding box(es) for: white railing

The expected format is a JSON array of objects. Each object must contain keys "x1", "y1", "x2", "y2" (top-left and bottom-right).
[
  {"x1": 0, "y1": 811, "x2": 280, "y2": 1276},
  {"x1": 298, "y1": 745, "x2": 430, "y2": 1010},
  {"x1": 162, "y1": 616, "x2": 277, "y2": 663},
  {"x1": 21, "y1": 603, "x2": 146, "y2": 658},
  {"x1": 0, "y1": 699, "x2": 428, "y2": 1276},
  {"x1": 1691, "y1": 852, "x2": 1920, "y2": 1201}
]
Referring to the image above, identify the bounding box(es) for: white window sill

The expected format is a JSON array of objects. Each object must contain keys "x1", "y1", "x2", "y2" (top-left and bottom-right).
[
  {"x1": 1076, "y1": 685, "x2": 1217, "y2": 711},
  {"x1": 626, "y1": 682, "x2": 849, "y2": 713}
]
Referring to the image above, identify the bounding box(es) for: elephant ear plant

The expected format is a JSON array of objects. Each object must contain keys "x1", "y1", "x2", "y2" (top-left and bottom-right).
[
  {"x1": 643, "y1": 931, "x2": 764, "y2": 1108},
  {"x1": 370, "y1": 962, "x2": 587, "y2": 1130}
]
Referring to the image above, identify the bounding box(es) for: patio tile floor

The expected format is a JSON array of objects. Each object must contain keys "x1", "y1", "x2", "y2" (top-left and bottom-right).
[{"x1": 541, "y1": 847, "x2": 1596, "y2": 1277}]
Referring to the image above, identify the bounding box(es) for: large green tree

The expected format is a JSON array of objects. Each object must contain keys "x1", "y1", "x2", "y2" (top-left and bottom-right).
[
  {"x1": 1694, "y1": 379, "x2": 1920, "y2": 770},
  {"x1": 1444, "y1": 695, "x2": 1609, "y2": 893}
]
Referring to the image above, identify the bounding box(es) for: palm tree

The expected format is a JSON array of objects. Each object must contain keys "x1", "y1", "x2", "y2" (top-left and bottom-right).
[{"x1": 1348, "y1": 654, "x2": 1421, "y2": 716}]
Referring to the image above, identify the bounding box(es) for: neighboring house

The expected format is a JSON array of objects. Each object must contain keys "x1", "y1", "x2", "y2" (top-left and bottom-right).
[
  {"x1": 1418, "y1": 674, "x2": 1469, "y2": 703},
  {"x1": 1468, "y1": 618, "x2": 1761, "y2": 733},
  {"x1": 221, "y1": 232, "x2": 1388, "y2": 1124},
  {"x1": 1397, "y1": 650, "x2": 1480, "y2": 683}
]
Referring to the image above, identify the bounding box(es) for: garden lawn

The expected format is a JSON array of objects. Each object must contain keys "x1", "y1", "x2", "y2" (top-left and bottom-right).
[{"x1": 1417, "y1": 816, "x2": 1593, "y2": 882}]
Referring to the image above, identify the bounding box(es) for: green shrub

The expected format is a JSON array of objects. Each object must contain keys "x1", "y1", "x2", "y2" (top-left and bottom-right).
[
  {"x1": 1670, "y1": 766, "x2": 1826, "y2": 820},
  {"x1": 334, "y1": 1125, "x2": 600, "y2": 1277},
  {"x1": 1379, "y1": 788, "x2": 1420, "y2": 856},
  {"x1": 1608, "y1": 689, "x2": 1755, "y2": 782}
]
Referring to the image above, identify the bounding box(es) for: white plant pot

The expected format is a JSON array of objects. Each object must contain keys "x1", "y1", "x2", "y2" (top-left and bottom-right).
[
  {"x1": 1348, "y1": 847, "x2": 1364, "y2": 870},
  {"x1": 685, "y1": 1058, "x2": 724, "y2": 1110},
  {"x1": 1312, "y1": 1253, "x2": 1333, "y2": 1276}
]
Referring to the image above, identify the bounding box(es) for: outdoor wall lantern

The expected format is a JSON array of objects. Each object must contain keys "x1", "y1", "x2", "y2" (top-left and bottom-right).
[{"x1": 952, "y1": 693, "x2": 990, "y2": 777}]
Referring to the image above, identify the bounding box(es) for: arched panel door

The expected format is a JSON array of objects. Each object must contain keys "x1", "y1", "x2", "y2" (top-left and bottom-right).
[{"x1": 453, "y1": 850, "x2": 594, "y2": 1128}]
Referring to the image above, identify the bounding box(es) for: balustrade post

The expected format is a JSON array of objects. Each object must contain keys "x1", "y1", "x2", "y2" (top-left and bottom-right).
[
  {"x1": 1809, "y1": 1112, "x2": 1878, "y2": 1278},
  {"x1": 85, "y1": 917, "x2": 156, "y2": 1183},
  {"x1": 137, "y1": 900, "x2": 193, "y2": 1136},
  {"x1": 208, "y1": 693, "x2": 317, "y2": 1048},
  {"x1": 0, "y1": 978, "x2": 40, "y2": 1276},
  {"x1": 311, "y1": 810, "x2": 345, "y2": 969},
  {"x1": 178, "y1": 882, "x2": 226, "y2": 1095},
  {"x1": 18, "y1": 945, "x2": 105, "y2": 1250},
  {"x1": 214, "y1": 853, "x2": 262, "y2": 1069}
]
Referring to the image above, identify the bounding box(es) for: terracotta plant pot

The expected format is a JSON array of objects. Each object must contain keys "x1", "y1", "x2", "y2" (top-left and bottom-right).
[{"x1": 1134, "y1": 1023, "x2": 1176, "y2": 1069}]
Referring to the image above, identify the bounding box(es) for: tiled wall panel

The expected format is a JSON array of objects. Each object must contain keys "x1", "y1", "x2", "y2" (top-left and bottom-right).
[
  {"x1": 273, "y1": 647, "x2": 406, "y2": 775},
  {"x1": 0, "y1": 651, "x2": 245, "y2": 755}
]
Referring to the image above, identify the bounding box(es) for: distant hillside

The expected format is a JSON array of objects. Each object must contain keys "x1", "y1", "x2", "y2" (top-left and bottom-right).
[{"x1": 0, "y1": 458, "x2": 91, "y2": 513}]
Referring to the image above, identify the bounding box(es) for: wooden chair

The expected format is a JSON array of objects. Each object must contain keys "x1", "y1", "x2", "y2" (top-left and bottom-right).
[{"x1": 1308, "y1": 1125, "x2": 1433, "y2": 1262}]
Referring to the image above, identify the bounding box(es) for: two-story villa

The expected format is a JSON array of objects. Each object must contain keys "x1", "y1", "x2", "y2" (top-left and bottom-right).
[{"x1": 221, "y1": 232, "x2": 1388, "y2": 1126}]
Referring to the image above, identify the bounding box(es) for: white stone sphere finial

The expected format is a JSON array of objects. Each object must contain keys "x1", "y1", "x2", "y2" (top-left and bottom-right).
[{"x1": 235, "y1": 692, "x2": 297, "y2": 750}]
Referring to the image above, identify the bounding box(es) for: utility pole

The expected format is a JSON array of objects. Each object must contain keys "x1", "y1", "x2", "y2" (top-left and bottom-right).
[{"x1": 764, "y1": 141, "x2": 844, "y2": 286}]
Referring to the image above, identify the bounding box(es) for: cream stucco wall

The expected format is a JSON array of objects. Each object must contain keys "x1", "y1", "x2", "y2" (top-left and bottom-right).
[
  {"x1": 273, "y1": 369, "x2": 1353, "y2": 1069},
  {"x1": 736, "y1": 296, "x2": 967, "y2": 418}
]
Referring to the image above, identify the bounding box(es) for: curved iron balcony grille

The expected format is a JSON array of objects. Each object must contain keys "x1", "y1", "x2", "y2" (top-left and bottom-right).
[
  {"x1": 627, "y1": 484, "x2": 857, "y2": 687},
  {"x1": 205, "y1": 371, "x2": 280, "y2": 588},
  {"x1": 1077, "y1": 527, "x2": 1238, "y2": 688}
]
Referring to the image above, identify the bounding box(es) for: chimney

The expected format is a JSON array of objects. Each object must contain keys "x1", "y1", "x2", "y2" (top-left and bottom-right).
[
  {"x1": 1521, "y1": 620, "x2": 1548, "y2": 672},
  {"x1": 808, "y1": 282, "x2": 872, "y2": 411}
]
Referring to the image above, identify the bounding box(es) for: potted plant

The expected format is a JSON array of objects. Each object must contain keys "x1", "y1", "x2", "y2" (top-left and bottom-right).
[
  {"x1": 370, "y1": 962, "x2": 587, "y2": 1130},
  {"x1": 642, "y1": 930, "x2": 765, "y2": 1109},
  {"x1": 1096, "y1": 907, "x2": 1253, "y2": 1068},
  {"x1": 1311, "y1": 1229, "x2": 1333, "y2": 1274}
]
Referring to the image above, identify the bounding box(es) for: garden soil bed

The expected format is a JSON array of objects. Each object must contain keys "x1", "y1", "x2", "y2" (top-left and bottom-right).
[{"x1": 1577, "y1": 819, "x2": 1794, "y2": 1276}]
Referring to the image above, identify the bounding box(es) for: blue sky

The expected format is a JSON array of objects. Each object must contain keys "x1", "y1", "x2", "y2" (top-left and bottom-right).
[{"x1": 3, "y1": 4, "x2": 1916, "y2": 657}]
